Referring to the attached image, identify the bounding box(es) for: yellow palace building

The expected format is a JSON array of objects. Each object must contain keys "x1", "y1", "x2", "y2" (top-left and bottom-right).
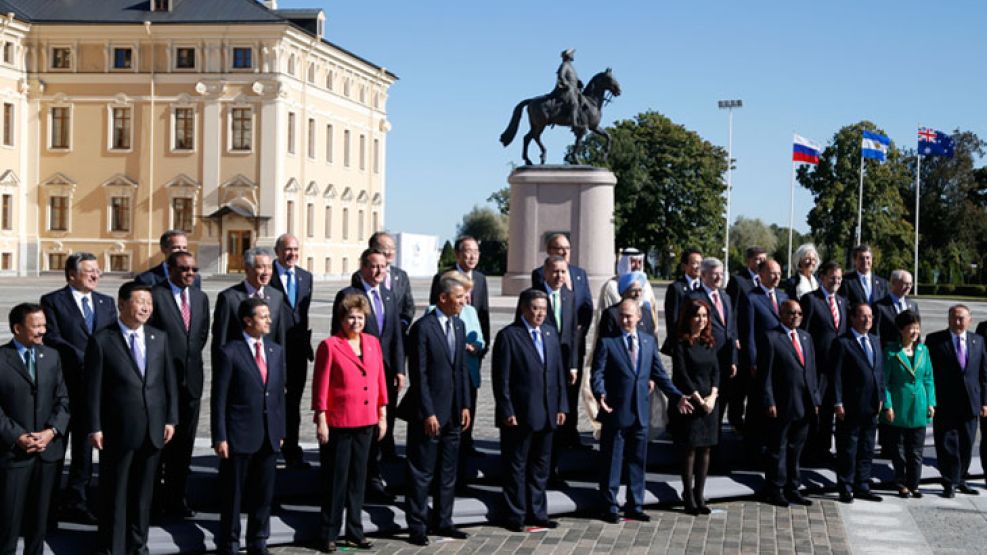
[{"x1": 0, "y1": 0, "x2": 395, "y2": 276}]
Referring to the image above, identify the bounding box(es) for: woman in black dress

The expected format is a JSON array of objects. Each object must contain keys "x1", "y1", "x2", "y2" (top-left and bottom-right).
[{"x1": 669, "y1": 299, "x2": 720, "y2": 515}]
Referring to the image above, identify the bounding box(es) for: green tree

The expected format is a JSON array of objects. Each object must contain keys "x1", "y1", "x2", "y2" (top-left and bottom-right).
[
  {"x1": 437, "y1": 240, "x2": 456, "y2": 272},
  {"x1": 487, "y1": 187, "x2": 510, "y2": 216},
  {"x1": 579, "y1": 111, "x2": 728, "y2": 277},
  {"x1": 797, "y1": 121, "x2": 913, "y2": 274},
  {"x1": 728, "y1": 216, "x2": 777, "y2": 272}
]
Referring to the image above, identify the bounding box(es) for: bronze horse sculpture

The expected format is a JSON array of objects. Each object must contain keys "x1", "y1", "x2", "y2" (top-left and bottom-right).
[{"x1": 500, "y1": 68, "x2": 622, "y2": 165}]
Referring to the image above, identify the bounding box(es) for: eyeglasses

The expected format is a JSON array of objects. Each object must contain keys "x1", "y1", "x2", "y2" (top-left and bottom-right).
[{"x1": 176, "y1": 266, "x2": 199, "y2": 273}]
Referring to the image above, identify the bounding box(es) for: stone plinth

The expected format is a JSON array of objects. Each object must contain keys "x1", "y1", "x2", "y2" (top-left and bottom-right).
[{"x1": 502, "y1": 165, "x2": 616, "y2": 297}]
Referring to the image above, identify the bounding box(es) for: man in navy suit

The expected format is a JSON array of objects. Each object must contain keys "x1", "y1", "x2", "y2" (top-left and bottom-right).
[
  {"x1": 369, "y1": 231, "x2": 416, "y2": 334},
  {"x1": 40, "y1": 251, "x2": 117, "y2": 524},
  {"x1": 492, "y1": 289, "x2": 568, "y2": 532},
  {"x1": 85, "y1": 281, "x2": 178, "y2": 555},
  {"x1": 841, "y1": 244, "x2": 888, "y2": 308},
  {"x1": 800, "y1": 261, "x2": 848, "y2": 461},
  {"x1": 0, "y1": 304, "x2": 70, "y2": 555},
  {"x1": 212, "y1": 297, "x2": 286, "y2": 555},
  {"x1": 663, "y1": 248, "x2": 703, "y2": 351},
  {"x1": 212, "y1": 247, "x2": 287, "y2": 362},
  {"x1": 270, "y1": 234, "x2": 315, "y2": 469},
  {"x1": 687, "y1": 258, "x2": 739, "y2": 428},
  {"x1": 530, "y1": 233, "x2": 593, "y2": 361},
  {"x1": 873, "y1": 269, "x2": 920, "y2": 346},
  {"x1": 832, "y1": 303, "x2": 884, "y2": 503},
  {"x1": 399, "y1": 272, "x2": 472, "y2": 546},
  {"x1": 592, "y1": 299, "x2": 692, "y2": 522},
  {"x1": 760, "y1": 300, "x2": 820, "y2": 507},
  {"x1": 135, "y1": 230, "x2": 202, "y2": 289},
  {"x1": 926, "y1": 305, "x2": 987, "y2": 497},
  {"x1": 726, "y1": 246, "x2": 766, "y2": 311}
]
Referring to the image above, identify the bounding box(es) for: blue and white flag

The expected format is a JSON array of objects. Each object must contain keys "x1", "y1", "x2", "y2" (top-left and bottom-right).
[{"x1": 861, "y1": 130, "x2": 890, "y2": 161}]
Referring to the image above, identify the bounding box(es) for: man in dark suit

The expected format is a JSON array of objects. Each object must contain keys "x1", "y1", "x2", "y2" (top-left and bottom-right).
[
  {"x1": 0, "y1": 304, "x2": 70, "y2": 555},
  {"x1": 269, "y1": 233, "x2": 314, "y2": 469},
  {"x1": 86, "y1": 281, "x2": 178, "y2": 555},
  {"x1": 369, "y1": 231, "x2": 416, "y2": 334},
  {"x1": 927, "y1": 305, "x2": 987, "y2": 497},
  {"x1": 726, "y1": 246, "x2": 767, "y2": 311},
  {"x1": 135, "y1": 230, "x2": 202, "y2": 289},
  {"x1": 841, "y1": 244, "x2": 888, "y2": 308},
  {"x1": 149, "y1": 251, "x2": 209, "y2": 518},
  {"x1": 332, "y1": 247, "x2": 406, "y2": 500},
  {"x1": 212, "y1": 247, "x2": 286, "y2": 363},
  {"x1": 873, "y1": 269, "x2": 920, "y2": 347},
  {"x1": 530, "y1": 232, "x2": 594, "y2": 362},
  {"x1": 592, "y1": 299, "x2": 691, "y2": 523},
  {"x1": 799, "y1": 261, "x2": 848, "y2": 461},
  {"x1": 399, "y1": 271, "x2": 471, "y2": 546},
  {"x1": 832, "y1": 303, "x2": 884, "y2": 503},
  {"x1": 492, "y1": 289, "x2": 568, "y2": 532},
  {"x1": 40, "y1": 251, "x2": 117, "y2": 524},
  {"x1": 663, "y1": 248, "x2": 703, "y2": 350},
  {"x1": 760, "y1": 300, "x2": 820, "y2": 507},
  {"x1": 687, "y1": 258, "x2": 739, "y2": 429},
  {"x1": 212, "y1": 297, "x2": 286, "y2": 555}
]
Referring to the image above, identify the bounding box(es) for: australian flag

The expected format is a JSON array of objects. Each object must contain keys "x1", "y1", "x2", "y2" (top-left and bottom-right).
[{"x1": 918, "y1": 127, "x2": 954, "y2": 158}]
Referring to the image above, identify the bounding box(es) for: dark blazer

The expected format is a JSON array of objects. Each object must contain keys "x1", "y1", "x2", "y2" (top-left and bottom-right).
[
  {"x1": 0, "y1": 343, "x2": 70, "y2": 465},
  {"x1": 390, "y1": 265, "x2": 416, "y2": 333},
  {"x1": 926, "y1": 329, "x2": 987, "y2": 423},
  {"x1": 398, "y1": 311, "x2": 470, "y2": 426},
  {"x1": 211, "y1": 339, "x2": 286, "y2": 454},
  {"x1": 726, "y1": 269, "x2": 758, "y2": 311},
  {"x1": 531, "y1": 264, "x2": 593, "y2": 334},
  {"x1": 211, "y1": 282, "x2": 287, "y2": 362},
  {"x1": 687, "y1": 287, "x2": 738, "y2": 368},
  {"x1": 591, "y1": 333, "x2": 680, "y2": 428},
  {"x1": 541, "y1": 285, "x2": 579, "y2": 370},
  {"x1": 597, "y1": 303, "x2": 656, "y2": 339},
  {"x1": 872, "y1": 295, "x2": 920, "y2": 347},
  {"x1": 332, "y1": 284, "x2": 405, "y2": 377},
  {"x1": 738, "y1": 287, "x2": 788, "y2": 369},
  {"x1": 430, "y1": 268, "x2": 489, "y2": 357},
  {"x1": 759, "y1": 327, "x2": 821, "y2": 421},
  {"x1": 664, "y1": 275, "x2": 696, "y2": 338},
  {"x1": 85, "y1": 324, "x2": 178, "y2": 450},
  {"x1": 832, "y1": 332, "x2": 885, "y2": 419},
  {"x1": 272, "y1": 262, "x2": 315, "y2": 361},
  {"x1": 40, "y1": 286, "x2": 117, "y2": 378},
  {"x1": 491, "y1": 321, "x2": 568, "y2": 431},
  {"x1": 841, "y1": 271, "x2": 888, "y2": 307},
  {"x1": 800, "y1": 289, "x2": 848, "y2": 378},
  {"x1": 149, "y1": 282, "x2": 210, "y2": 399},
  {"x1": 136, "y1": 263, "x2": 201, "y2": 289},
  {"x1": 977, "y1": 321, "x2": 987, "y2": 342}
]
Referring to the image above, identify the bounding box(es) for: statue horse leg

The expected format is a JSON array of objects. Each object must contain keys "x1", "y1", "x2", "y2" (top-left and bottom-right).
[
  {"x1": 590, "y1": 127, "x2": 612, "y2": 161},
  {"x1": 567, "y1": 127, "x2": 586, "y2": 164},
  {"x1": 523, "y1": 120, "x2": 547, "y2": 166}
]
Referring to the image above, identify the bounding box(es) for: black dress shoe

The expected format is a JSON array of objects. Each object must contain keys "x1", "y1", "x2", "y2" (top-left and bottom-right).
[
  {"x1": 838, "y1": 492, "x2": 854, "y2": 504},
  {"x1": 786, "y1": 491, "x2": 813, "y2": 506},
  {"x1": 504, "y1": 522, "x2": 525, "y2": 533},
  {"x1": 61, "y1": 505, "x2": 98, "y2": 525},
  {"x1": 408, "y1": 533, "x2": 429, "y2": 546},
  {"x1": 697, "y1": 505, "x2": 712, "y2": 515},
  {"x1": 854, "y1": 490, "x2": 882, "y2": 502},
  {"x1": 765, "y1": 492, "x2": 789, "y2": 508},
  {"x1": 528, "y1": 519, "x2": 559, "y2": 529},
  {"x1": 957, "y1": 484, "x2": 980, "y2": 495},
  {"x1": 942, "y1": 486, "x2": 956, "y2": 498},
  {"x1": 435, "y1": 527, "x2": 469, "y2": 539},
  {"x1": 911, "y1": 490, "x2": 924, "y2": 499},
  {"x1": 601, "y1": 512, "x2": 622, "y2": 523},
  {"x1": 364, "y1": 487, "x2": 396, "y2": 504},
  {"x1": 322, "y1": 541, "x2": 337, "y2": 553},
  {"x1": 897, "y1": 488, "x2": 910, "y2": 498},
  {"x1": 167, "y1": 500, "x2": 197, "y2": 518},
  {"x1": 341, "y1": 538, "x2": 374, "y2": 549},
  {"x1": 624, "y1": 511, "x2": 651, "y2": 522}
]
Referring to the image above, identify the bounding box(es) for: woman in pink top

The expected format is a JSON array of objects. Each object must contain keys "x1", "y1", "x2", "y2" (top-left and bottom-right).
[{"x1": 312, "y1": 292, "x2": 388, "y2": 552}]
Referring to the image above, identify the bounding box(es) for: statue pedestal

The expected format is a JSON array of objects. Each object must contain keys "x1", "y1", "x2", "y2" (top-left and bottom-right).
[{"x1": 502, "y1": 165, "x2": 616, "y2": 297}]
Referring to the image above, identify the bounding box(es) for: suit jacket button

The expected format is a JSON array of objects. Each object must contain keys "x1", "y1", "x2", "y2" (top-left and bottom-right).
[
  {"x1": 364, "y1": 386, "x2": 368, "y2": 391},
  {"x1": 364, "y1": 400, "x2": 369, "y2": 405}
]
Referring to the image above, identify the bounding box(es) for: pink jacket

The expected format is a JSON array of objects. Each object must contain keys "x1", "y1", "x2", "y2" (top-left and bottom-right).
[{"x1": 312, "y1": 333, "x2": 388, "y2": 428}]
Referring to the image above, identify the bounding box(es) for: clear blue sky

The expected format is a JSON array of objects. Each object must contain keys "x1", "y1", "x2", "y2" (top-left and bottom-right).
[{"x1": 282, "y1": 0, "x2": 987, "y2": 243}]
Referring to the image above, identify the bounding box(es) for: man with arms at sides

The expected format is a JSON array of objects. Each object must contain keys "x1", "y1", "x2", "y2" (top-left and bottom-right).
[
  {"x1": 212, "y1": 247, "x2": 286, "y2": 363},
  {"x1": 760, "y1": 300, "x2": 820, "y2": 508},
  {"x1": 149, "y1": 251, "x2": 209, "y2": 518},
  {"x1": 212, "y1": 298, "x2": 286, "y2": 555},
  {"x1": 399, "y1": 271, "x2": 472, "y2": 546},
  {"x1": 926, "y1": 304, "x2": 987, "y2": 498},
  {"x1": 492, "y1": 289, "x2": 568, "y2": 532},
  {"x1": 0, "y1": 304, "x2": 69, "y2": 555},
  {"x1": 726, "y1": 246, "x2": 767, "y2": 311},
  {"x1": 530, "y1": 233, "x2": 593, "y2": 365},
  {"x1": 799, "y1": 261, "x2": 848, "y2": 462},
  {"x1": 136, "y1": 230, "x2": 201, "y2": 288},
  {"x1": 873, "y1": 270, "x2": 920, "y2": 347},
  {"x1": 86, "y1": 282, "x2": 177, "y2": 555},
  {"x1": 369, "y1": 231, "x2": 416, "y2": 335},
  {"x1": 841, "y1": 244, "x2": 888, "y2": 308},
  {"x1": 332, "y1": 248, "x2": 406, "y2": 501},
  {"x1": 592, "y1": 299, "x2": 692, "y2": 523},
  {"x1": 663, "y1": 248, "x2": 703, "y2": 352},
  {"x1": 269, "y1": 233, "x2": 315, "y2": 469},
  {"x1": 832, "y1": 303, "x2": 885, "y2": 503},
  {"x1": 40, "y1": 251, "x2": 117, "y2": 524}
]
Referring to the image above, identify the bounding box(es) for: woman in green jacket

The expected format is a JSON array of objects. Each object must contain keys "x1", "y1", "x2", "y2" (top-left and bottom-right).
[{"x1": 882, "y1": 310, "x2": 935, "y2": 498}]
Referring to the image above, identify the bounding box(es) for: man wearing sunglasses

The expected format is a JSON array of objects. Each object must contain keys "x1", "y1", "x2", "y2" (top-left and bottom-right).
[{"x1": 149, "y1": 251, "x2": 210, "y2": 519}]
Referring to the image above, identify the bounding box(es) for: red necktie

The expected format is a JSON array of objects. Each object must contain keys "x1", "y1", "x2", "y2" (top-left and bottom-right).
[
  {"x1": 254, "y1": 340, "x2": 268, "y2": 384},
  {"x1": 828, "y1": 294, "x2": 839, "y2": 329},
  {"x1": 790, "y1": 330, "x2": 805, "y2": 366},
  {"x1": 768, "y1": 290, "x2": 779, "y2": 315},
  {"x1": 711, "y1": 290, "x2": 725, "y2": 323},
  {"x1": 181, "y1": 289, "x2": 191, "y2": 331}
]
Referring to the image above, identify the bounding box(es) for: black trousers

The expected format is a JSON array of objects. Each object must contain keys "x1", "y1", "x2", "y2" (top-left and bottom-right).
[
  {"x1": 217, "y1": 442, "x2": 277, "y2": 554},
  {"x1": 835, "y1": 413, "x2": 878, "y2": 494},
  {"x1": 933, "y1": 416, "x2": 977, "y2": 487},
  {"x1": 500, "y1": 425, "x2": 552, "y2": 526},
  {"x1": 0, "y1": 458, "x2": 59, "y2": 555},
  {"x1": 65, "y1": 387, "x2": 94, "y2": 509},
  {"x1": 319, "y1": 426, "x2": 371, "y2": 543},
  {"x1": 97, "y1": 437, "x2": 161, "y2": 555},
  {"x1": 887, "y1": 426, "x2": 926, "y2": 490},
  {"x1": 810, "y1": 379, "x2": 836, "y2": 457},
  {"x1": 157, "y1": 391, "x2": 200, "y2": 508},
  {"x1": 405, "y1": 419, "x2": 460, "y2": 535},
  {"x1": 282, "y1": 347, "x2": 310, "y2": 460},
  {"x1": 558, "y1": 368, "x2": 582, "y2": 446},
  {"x1": 764, "y1": 413, "x2": 810, "y2": 493}
]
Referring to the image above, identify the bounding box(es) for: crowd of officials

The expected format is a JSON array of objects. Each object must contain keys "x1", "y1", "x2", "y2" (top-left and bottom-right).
[{"x1": 2, "y1": 230, "x2": 987, "y2": 554}]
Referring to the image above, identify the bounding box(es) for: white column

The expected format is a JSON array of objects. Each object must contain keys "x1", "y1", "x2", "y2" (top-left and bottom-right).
[
  {"x1": 258, "y1": 83, "x2": 284, "y2": 240},
  {"x1": 201, "y1": 96, "x2": 221, "y2": 212}
]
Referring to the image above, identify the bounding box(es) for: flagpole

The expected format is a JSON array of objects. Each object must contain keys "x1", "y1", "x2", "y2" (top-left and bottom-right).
[
  {"x1": 856, "y1": 152, "x2": 864, "y2": 246},
  {"x1": 787, "y1": 145, "x2": 797, "y2": 278},
  {"x1": 914, "y1": 145, "x2": 922, "y2": 296}
]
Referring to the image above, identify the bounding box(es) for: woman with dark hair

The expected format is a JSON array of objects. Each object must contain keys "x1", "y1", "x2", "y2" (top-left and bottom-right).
[
  {"x1": 669, "y1": 299, "x2": 720, "y2": 515},
  {"x1": 882, "y1": 310, "x2": 935, "y2": 498}
]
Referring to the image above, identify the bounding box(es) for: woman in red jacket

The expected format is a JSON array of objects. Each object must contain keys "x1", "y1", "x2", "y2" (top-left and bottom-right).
[{"x1": 312, "y1": 292, "x2": 388, "y2": 552}]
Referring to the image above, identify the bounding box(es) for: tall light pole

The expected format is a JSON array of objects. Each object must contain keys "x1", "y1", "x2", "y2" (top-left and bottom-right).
[{"x1": 718, "y1": 99, "x2": 742, "y2": 271}]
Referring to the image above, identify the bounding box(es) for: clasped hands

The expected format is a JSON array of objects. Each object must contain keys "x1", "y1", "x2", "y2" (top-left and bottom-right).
[{"x1": 16, "y1": 429, "x2": 56, "y2": 453}]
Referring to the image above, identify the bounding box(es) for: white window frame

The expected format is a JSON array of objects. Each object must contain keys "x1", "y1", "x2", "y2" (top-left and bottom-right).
[
  {"x1": 109, "y1": 44, "x2": 137, "y2": 72},
  {"x1": 2, "y1": 102, "x2": 14, "y2": 149},
  {"x1": 170, "y1": 104, "x2": 197, "y2": 153},
  {"x1": 103, "y1": 175, "x2": 138, "y2": 235},
  {"x1": 307, "y1": 117, "x2": 316, "y2": 160},
  {"x1": 227, "y1": 104, "x2": 254, "y2": 153},
  {"x1": 106, "y1": 103, "x2": 133, "y2": 153},
  {"x1": 229, "y1": 45, "x2": 255, "y2": 71},
  {"x1": 47, "y1": 104, "x2": 73, "y2": 151}
]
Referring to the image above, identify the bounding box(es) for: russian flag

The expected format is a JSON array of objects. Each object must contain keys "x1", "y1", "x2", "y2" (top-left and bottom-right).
[{"x1": 793, "y1": 134, "x2": 821, "y2": 165}]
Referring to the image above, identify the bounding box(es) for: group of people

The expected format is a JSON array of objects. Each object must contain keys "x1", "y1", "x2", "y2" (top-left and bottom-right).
[{"x1": 3, "y1": 228, "x2": 987, "y2": 555}]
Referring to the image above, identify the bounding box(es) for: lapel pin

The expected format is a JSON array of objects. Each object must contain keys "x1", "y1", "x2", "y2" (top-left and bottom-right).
[
  {"x1": 39, "y1": 352, "x2": 44, "y2": 359},
  {"x1": 150, "y1": 334, "x2": 155, "y2": 340}
]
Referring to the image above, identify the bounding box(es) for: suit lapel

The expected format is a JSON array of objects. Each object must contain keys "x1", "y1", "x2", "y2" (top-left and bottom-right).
[
  {"x1": 334, "y1": 336, "x2": 366, "y2": 370},
  {"x1": 515, "y1": 323, "x2": 543, "y2": 365},
  {"x1": 59, "y1": 287, "x2": 90, "y2": 337},
  {"x1": 112, "y1": 329, "x2": 144, "y2": 381},
  {"x1": 237, "y1": 340, "x2": 267, "y2": 388},
  {"x1": 3, "y1": 345, "x2": 34, "y2": 385}
]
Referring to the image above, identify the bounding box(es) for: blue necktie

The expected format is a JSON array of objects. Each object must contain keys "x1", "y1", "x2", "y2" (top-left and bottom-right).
[
  {"x1": 860, "y1": 335, "x2": 874, "y2": 367},
  {"x1": 23, "y1": 348, "x2": 35, "y2": 383},
  {"x1": 82, "y1": 296, "x2": 94, "y2": 333},
  {"x1": 129, "y1": 332, "x2": 145, "y2": 377},
  {"x1": 531, "y1": 329, "x2": 545, "y2": 363},
  {"x1": 286, "y1": 269, "x2": 297, "y2": 309}
]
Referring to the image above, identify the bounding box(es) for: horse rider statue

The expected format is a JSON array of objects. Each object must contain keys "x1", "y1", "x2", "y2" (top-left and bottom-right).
[{"x1": 555, "y1": 49, "x2": 583, "y2": 130}]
